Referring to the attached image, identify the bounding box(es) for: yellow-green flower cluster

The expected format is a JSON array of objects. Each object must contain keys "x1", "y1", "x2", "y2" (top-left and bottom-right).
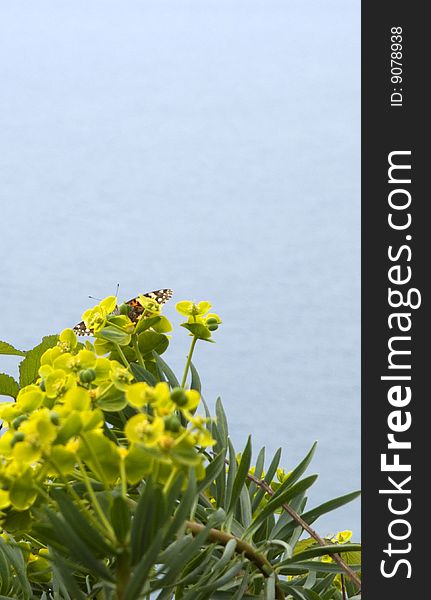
[{"x1": 0, "y1": 317, "x2": 215, "y2": 511}]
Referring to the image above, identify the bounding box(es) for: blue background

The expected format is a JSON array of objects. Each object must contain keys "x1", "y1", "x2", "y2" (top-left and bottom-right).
[{"x1": 0, "y1": 0, "x2": 360, "y2": 535}]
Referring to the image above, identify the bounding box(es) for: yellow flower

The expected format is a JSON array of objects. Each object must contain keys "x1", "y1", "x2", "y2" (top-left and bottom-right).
[{"x1": 125, "y1": 414, "x2": 165, "y2": 446}]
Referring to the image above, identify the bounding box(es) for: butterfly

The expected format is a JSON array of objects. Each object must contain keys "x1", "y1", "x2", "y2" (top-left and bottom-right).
[{"x1": 73, "y1": 288, "x2": 173, "y2": 336}]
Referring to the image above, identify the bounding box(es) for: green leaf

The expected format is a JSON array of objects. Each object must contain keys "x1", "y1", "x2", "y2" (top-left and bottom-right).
[
  {"x1": 228, "y1": 436, "x2": 252, "y2": 515},
  {"x1": 251, "y1": 447, "x2": 282, "y2": 513},
  {"x1": 130, "y1": 479, "x2": 166, "y2": 565},
  {"x1": 181, "y1": 322, "x2": 212, "y2": 340},
  {"x1": 247, "y1": 475, "x2": 318, "y2": 537},
  {"x1": 52, "y1": 489, "x2": 114, "y2": 556},
  {"x1": 280, "y1": 442, "x2": 317, "y2": 490},
  {"x1": 19, "y1": 335, "x2": 58, "y2": 387},
  {"x1": 0, "y1": 341, "x2": 26, "y2": 356},
  {"x1": 154, "y1": 353, "x2": 180, "y2": 388},
  {"x1": 50, "y1": 550, "x2": 86, "y2": 600},
  {"x1": 98, "y1": 326, "x2": 131, "y2": 346},
  {"x1": 165, "y1": 471, "x2": 196, "y2": 542},
  {"x1": 129, "y1": 362, "x2": 158, "y2": 386},
  {"x1": 134, "y1": 315, "x2": 161, "y2": 335},
  {"x1": 138, "y1": 331, "x2": 169, "y2": 357},
  {"x1": 190, "y1": 361, "x2": 201, "y2": 393},
  {"x1": 280, "y1": 491, "x2": 361, "y2": 540},
  {"x1": 111, "y1": 495, "x2": 131, "y2": 543},
  {"x1": 44, "y1": 509, "x2": 114, "y2": 581},
  {"x1": 96, "y1": 383, "x2": 127, "y2": 411},
  {"x1": 0, "y1": 537, "x2": 32, "y2": 599},
  {"x1": 215, "y1": 397, "x2": 228, "y2": 448},
  {"x1": 0, "y1": 373, "x2": 19, "y2": 398},
  {"x1": 197, "y1": 452, "x2": 226, "y2": 494},
  {"x1": 124, "y1": 530, "x2": 165, "y2": 600},
  {"x1": 283, "y1": 543, "x2": 361, "y2": 564}
]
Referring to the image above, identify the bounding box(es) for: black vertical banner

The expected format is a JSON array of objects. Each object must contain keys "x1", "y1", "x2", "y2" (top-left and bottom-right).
[{"x1": 362, "y1": 1, "x2": 428, "y2": 598}]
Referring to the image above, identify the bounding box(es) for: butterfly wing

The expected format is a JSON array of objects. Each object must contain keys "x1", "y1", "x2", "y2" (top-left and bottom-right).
[
  {"x1": 126, "y1": 288, "x2": 174, "y2": 322},
  {"x1": 73, "y1": 288, "x2": 173, "y2": 336}
]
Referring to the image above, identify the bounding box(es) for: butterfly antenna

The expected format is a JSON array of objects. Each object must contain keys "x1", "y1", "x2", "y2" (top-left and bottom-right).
[
  {"x1": 88, "y1": 295, "x2": 102, "y2": 302},
  {"x1": 115, "y1": 283, "x2": 120, "y2": 300}
]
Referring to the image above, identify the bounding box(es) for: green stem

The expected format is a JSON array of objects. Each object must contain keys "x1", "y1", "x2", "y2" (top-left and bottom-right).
[
  {"x1": 163, "y1": 467, "x2": 178, "y2": 495},
  {"x1": 132, "y1": 334, "x2": 145, "y2": 367},
  {"x1": 181, "y1": 336, "x2": 197, "y2": 388},
  {"x1": 76, "y1": 456, "x2": 116, "y2": 541},
  {"x1": 120, "y1": 458, "x2": 127, "y2": 499},
  {"x1": 115, "y1": 343, "x2": 130, "y2": 368},
  {"x1": 47, "y1": 457, "x2": 111, "y2": 538},
  {"x1": 80, "y1": 433, "x2": 110, "y2": 488}
]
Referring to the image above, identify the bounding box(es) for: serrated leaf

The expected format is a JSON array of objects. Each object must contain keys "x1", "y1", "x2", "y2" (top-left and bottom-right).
[
  {"x1": 0, "y1": 341, "x2": 26, "y2": 356},
  {"x1": 19, "y1": 335, "x2": 58, "y2": 387},
  {"x1": 0, "y1": 373, "x2": 19, "y2": 398}
]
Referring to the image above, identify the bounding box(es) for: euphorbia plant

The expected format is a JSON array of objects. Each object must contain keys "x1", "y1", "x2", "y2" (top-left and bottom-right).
[{"x1": 0, "y1": 294, "x2": 361, "y2": 599}]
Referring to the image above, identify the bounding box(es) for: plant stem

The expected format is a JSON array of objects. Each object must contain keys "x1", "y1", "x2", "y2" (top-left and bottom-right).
[
  {"x1": 76, "y1": 456, "x2": 116, "y2": 541},
  {"x1": 132, "y1": 334, "x2": 145, "y2": 367},
  {"x1": 181, "y1": 336, "x2": 197, "y2": 388},
  {"x1": 115, "y1": 343, "x2": 130, "y2": 368},
  {"x1": 185, "y1": 520, "x2": 284, "y2": 600}
]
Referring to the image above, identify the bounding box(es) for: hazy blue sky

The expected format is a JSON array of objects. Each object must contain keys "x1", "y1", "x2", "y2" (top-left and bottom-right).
[{"x1": 0, "y1": 0, "x2": 360, "y2": 534}]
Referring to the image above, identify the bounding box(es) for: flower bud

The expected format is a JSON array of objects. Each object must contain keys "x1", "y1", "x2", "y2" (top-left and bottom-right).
[
  {"x1": 11, "y1": 431, "x2": 25, "y2": 447},
  {"x1": 12, "y1": 415, "x2": 28, "y2": 430},
  {"x1": 163, "y1": 414, "x2": 181, "y2": 432},
  {"x1": 79, "y1": 368, "x2": 97, "y2": 384},
  {"x1": 50, "y1": 411, "x2": 60, "y2": 426},
  {"x1": 207, "y1": 323, "x2": 218, "y2": 331},
  {"x1": 170, "y1": 387, "x2": 188, "y2": 407}
]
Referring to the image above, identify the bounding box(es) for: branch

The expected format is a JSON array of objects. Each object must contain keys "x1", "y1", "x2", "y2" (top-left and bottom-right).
[
  {"x1": 185, "y1": 520, "x2": 285, "y2": 600},
  {"x1": 246, "y1": 471, "x2": 362, "y2": 590}
]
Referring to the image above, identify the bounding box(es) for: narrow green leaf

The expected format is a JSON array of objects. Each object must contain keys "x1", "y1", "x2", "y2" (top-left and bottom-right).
[
  {"x1": 153, "y1": 353, "x2": 180, "y2": 388},
  {"x1": 215, "y1": 397, "x2": 228, "y2": 447},
  {"x1": 197, "y1": 452, "x2": 226, "y2": 494},
  {"x1": 0, "y1": 538, "x2": 32, "y2": 599},
  {"x1": 251, "y1": 447, "x2": 282, "y2": 513},
  {"x1": 129, "y1": 362, "x2": 158, "y2": 386},
  {"x1": 44, "y1": 509, "x2": 114, "y2": 581},
  {"x1": 282, "y1": 544, "x2": 361, "y2": 564},
  {"x1": 228, "y1": 436, "x2": 252, "y2": 514},
  {"x1": 248, "y1": 446, "x2": 265, "y2": 499},
  {"x1": 0, "y1": 341, "x2": 26, "y2": 356},
  {"x1": 165, "y1": 472, "x2": 196, "y2": 542},
  {"x1": 131, "y1": 479, "x2": 166, "y2": 564},
  {"x1": 111, "y1": 495, "x2": 131, "y2": 543},
  {"x1": 225, "y1": 439, "x2": 238, "y2": 510},
  {"x1": 19, "y1": 335, "x2": 58, "y2": 387},
  {"x1": 50, "y1": 550, "x2": 87, "y2": 600},
  {"x1": 124, "y1": 530, "x2": 164, "y2": 600},
  {"x1": 0, "y1": 373, "x2": 19, "y2": 398},
  {"x1": 279, "y1": 491, "x2": 361, "y2": 540},
  {"x1": 52, "y1": 489, "x2": 114, "y2": 555},
  {"x1": 279, "y1": 442, "x2": 317, "y2": 491},
  {"x1": 190, "y1": 361, "x2": 201, "y2": 393},
  {"x1": 247, "y1": 475, "x2": 318, "y2": 537}
]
